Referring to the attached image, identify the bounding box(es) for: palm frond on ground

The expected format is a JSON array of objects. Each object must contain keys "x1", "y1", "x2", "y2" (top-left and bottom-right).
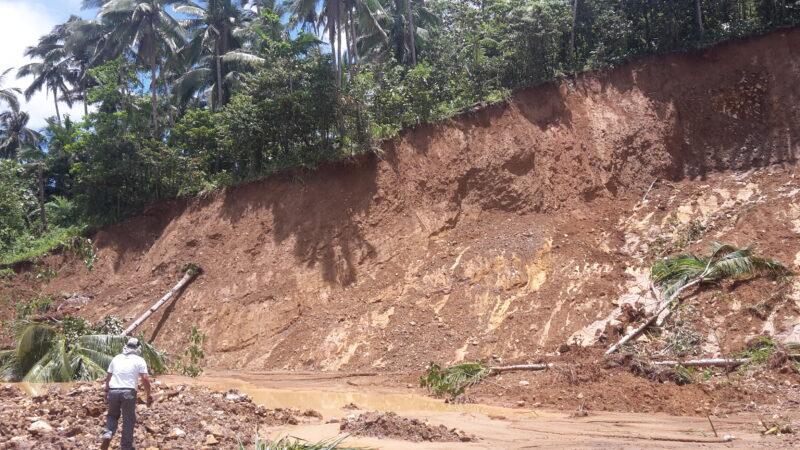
[
  {"x1": 0, "y1": 320, "x2": 166, "y2": 382},
  {"x1": 419, "y1": 362, "x2": 490, "y2": 398},
  {"x1": 242, "y1": 435, "x2": 363, "y2": 450},
  {"x1": 652, "y1": 242, "x2": 792, "y2": 301}
]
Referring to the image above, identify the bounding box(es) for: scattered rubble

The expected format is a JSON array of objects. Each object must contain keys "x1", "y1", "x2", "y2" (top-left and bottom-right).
[
  {"x1": 0, "y1": 382, "x2": 319, "y2": 449},
  {"x1": 339, "y1": 411, "x2": 474, "y2": 442}
]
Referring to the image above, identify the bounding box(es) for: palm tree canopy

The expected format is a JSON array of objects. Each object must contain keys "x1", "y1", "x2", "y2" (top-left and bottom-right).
[
  {"x1": 0, "y1": 109, "x2": 43, "y2": 159},
  {"x1": 1, "y1": 320, "x2": 166, "y2": 383},
  {"x1": 95, "y1": 0, "x2": 189, "y2": 66},
  {"x1": 170, "y1": 0, "x2": 263, "y2": 107},
  {"x1": 651, "y1": 243, "x2": 792, "y2": 301},
  {"x1": 0, "y1": 68, "x2": 22, "y2": 112}
]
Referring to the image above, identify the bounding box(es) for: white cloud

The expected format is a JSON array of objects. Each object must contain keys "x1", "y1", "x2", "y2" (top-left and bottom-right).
[{"x1": 0, "y1": 1, "x2": 87, "y2": 130}]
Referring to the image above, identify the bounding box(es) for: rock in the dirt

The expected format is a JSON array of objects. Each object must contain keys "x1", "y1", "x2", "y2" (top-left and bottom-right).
[
  {"x1": 8, "y1": 436, "x2": 35, "y2": 450},
  {"x1": 203, "y1": 422, "x2": 224, "y2": 437},
  {"x1": 205, "y1": 434, "x2": 219, "y2": 445},
  {"x1": 519, "y1": 380, "x2": 530, "y2": 386},
  {"x1": 27, "y1": 420, "x2": 54, "y2": 435},
  {"x1": 225, "y1": 390, "x2": 244, "y2": 402},
  {"x1": 169, "y1": 427, "x2": 187, "y2": 438}
]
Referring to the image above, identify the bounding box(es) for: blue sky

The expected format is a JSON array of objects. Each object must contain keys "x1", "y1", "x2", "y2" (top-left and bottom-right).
[{"x1": 0, "y1": 0, "x2": 95, "y2": 128}]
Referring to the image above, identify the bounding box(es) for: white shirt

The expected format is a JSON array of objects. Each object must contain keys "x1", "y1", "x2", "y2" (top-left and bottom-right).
[{"x1": 107, "y1": 354, "x2": 148, "y2": 389}]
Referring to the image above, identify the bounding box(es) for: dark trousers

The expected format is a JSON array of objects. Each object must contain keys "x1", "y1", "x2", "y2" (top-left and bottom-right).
[{"x1": 105, "y1": 388, "x2": 137, "y2": 450}]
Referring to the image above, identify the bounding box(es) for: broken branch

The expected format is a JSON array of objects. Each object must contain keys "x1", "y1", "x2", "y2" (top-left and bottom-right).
[
  {"x1": 651, "y1": 358, "x2": 749, "y2": 368},
  {"x1": 488, "y1": 363, "x2": 554, "y2": 373}
]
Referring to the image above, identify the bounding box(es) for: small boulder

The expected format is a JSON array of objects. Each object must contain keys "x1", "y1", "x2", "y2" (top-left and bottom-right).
[
  {"x1": 168, "y1": 428, "x2": 186, "y2": 439},
  {"x1": 27, "y1": 420, "x2": 53, "y2": 435}
]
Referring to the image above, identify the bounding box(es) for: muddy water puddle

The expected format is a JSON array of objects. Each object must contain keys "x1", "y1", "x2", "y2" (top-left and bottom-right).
[
  {"x1": 158, "y1": 372, "x2": 789, "y2": 449},
  {"x1": 161, "y1": 373, "x2": 539, "y2": 419}
]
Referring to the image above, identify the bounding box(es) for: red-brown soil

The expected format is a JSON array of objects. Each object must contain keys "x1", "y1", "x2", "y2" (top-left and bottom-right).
[{"x1": 2, "y1": 29, "x2": 800, "y2": 416}]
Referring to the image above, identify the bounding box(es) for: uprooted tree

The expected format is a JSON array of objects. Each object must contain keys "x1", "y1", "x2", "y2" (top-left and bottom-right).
[{"x1": 606, "y1": 243, "x2": 792, "y2": 356}]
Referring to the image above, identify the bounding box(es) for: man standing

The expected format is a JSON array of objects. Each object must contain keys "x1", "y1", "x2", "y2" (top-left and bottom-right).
[{"x1": 101, "y1": 338, "x2": 153, "y2": 450}]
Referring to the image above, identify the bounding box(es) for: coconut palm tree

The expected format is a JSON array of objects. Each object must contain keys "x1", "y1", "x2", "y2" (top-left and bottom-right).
[
  {"x1": 288, "y1": 0, "x2": 386, "y2": 84},
  {"x1": 0, "y1": 109, "x2": 42, "y2": 159},
  {"x1": 0, "y1": 320, "x2": 165, "y2": 382},
  {"x1": 173, "y1": 0, "x2": 263, "y2": 109},
  {"x1": 86, "y1": 0, "x2": 189, "y2": 134},
  {"x1": 0, "y1": 68, "x2": 22, "y2": 112},
  {"x1": 17, "y1": 36, "x2": 77, "y2": 125},
  {"x1": 357, "y1": 0, "x2": 436, "y2": 65},
  {"x1": 287, "y1": 0, "x2": 347, "y2": 85}
]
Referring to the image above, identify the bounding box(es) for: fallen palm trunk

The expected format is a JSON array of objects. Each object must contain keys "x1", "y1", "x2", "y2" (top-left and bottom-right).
[
  {"x1": 651, "y1": 358, "x2": 749, "y2": 368},
  {"x1": 488, "y1": 363, "x2": 554, "y2": 373},
  {"x1": 605, "y1": 277, "x2": 703, "y2": 356},
  {"x1": 121, "y1": 265, "x2": 201, "y2": 336}
]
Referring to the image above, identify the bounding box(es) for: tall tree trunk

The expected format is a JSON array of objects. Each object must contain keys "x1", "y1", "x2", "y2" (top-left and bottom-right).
[
  {"x1": 150, "y1": 57, "x2": 159, "y2": 138},
  {"x1": 52, "y1": 86, "x2": 61, "y2": 125},
  {"x1": 406, "y1": 0, "x2": 417, "y2": 65},
  {"x1": 570, "y1": 0, "x2": 579, "y2": 69},
  {"x1": 695, "y1": 0, "x2": 704, "y2": 34},
  {"x1": 215, "y1": 38, "x2": 224, "y2": 111},
  {"x1": 335, "y1": 0, "x2": 343, "y2": 87},
  {"x1": 82, "y1": 92, "x2": 88, "y2": 116},
  {"x1": 349, "y1": 7, "x2": 359, "y2": 65},
  {"x1": 344, "y1": 12, "x2": 352, "y2": 75},
  {"x1": 38, "y1": 164, "x2": 47, "y2": 233},
  {"x1": 329, "y1": 5, "x2": 338, "y2": 88}
]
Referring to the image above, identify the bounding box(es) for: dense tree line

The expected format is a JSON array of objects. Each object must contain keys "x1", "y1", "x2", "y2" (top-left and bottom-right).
[{"x1": 1, "y1": 0, "x2": 798, "y2": 262}]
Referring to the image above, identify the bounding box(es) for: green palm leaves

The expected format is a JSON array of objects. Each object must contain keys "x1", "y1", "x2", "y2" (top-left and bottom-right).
[
  {"x1": 606, "y1": 243, "x2": 791, "y2": 355},
  {"x1": 0, "y1": 109, "x2": 42, "y2": 159},
  {"x1": 652, "y1": 243, "x2": 792, "y2": 301},
  {"x1": 0, "y1": 68, "x2": 21, "y2": 112},
  {"x1": 419, "y1": 362, "x2": 490, "y2": 398},
  {"x1": 0, "y1": 321, "x2": 165, "y2": 383},
  {"x1": 172, "y1": 0, "x2": 262, "y2": 109}
]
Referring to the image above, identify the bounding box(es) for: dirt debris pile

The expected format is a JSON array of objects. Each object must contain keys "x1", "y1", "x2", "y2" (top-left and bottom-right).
[
  {"x1": 339, "y1": 411, "x2": 473, "y2": 442},
  {"x1": 0, "y1": 383, "x2": 318, "y2": 449}
]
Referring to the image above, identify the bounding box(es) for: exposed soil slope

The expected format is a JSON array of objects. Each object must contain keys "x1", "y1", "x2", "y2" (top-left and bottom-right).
[{"x1": 7, "y1": 30, "x2": 800, "y2": 375}]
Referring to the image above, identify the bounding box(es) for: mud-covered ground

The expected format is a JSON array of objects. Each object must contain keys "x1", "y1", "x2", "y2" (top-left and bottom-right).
[{"x1": 2, "y1": 373, "x2": 799, "y2": 449}]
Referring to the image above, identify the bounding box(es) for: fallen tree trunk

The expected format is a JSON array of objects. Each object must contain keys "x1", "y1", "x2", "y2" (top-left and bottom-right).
[
  {"x1": 122, "y1": 265, "x2": 201, "y2": 336},
  {"x1": 605, "y1": 277, "x2": 703, "y2": 356},
  {"x1": 651, "y1": 358, "x2": 749, "y2": 368},
  {"x1": 489, "y1": 363, "x2": 554, "y2": 373}
]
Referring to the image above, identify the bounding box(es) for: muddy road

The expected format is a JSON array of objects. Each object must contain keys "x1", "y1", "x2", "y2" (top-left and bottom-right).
[{"x1": 163, "y1": 371, "x2": 799, "y2": 449}]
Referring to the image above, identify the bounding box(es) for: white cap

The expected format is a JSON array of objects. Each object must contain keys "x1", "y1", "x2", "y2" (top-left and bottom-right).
[{"x1": 126, "y1": 338, "x2": 140, "y2": 348}]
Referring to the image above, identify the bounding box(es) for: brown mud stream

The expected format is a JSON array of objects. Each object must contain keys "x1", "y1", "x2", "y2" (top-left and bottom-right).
[{"x1": 161, "y1": 371, "x2": 798, "y2": 449}]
